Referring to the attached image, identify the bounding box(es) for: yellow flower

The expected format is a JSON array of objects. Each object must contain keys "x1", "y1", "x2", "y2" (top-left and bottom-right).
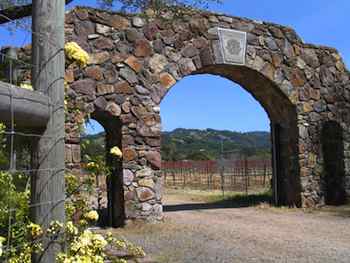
[
  {"x1": 27, "y1": 223, "x2": 43, "y2": 239},
  {"x1": 110, "y1": 146, "x2": 122, "y2": 158},
  {"x1": 47, "y1": 220, "x2": 63, "y2": 236},
  {"x1": 8, "y1": 243, "x2": 32, "y2": 263},
  {"x1": 91, "y1": 233, "x2": 108, "y2": 250},
  {"x1": 20, "y1": 83, "x2": 33, "y2": 90},
  {"x1": 78, "y1": 219, "x2": 88, "y2": 227},
  {"x1": 65, "y1": 42, "x2": 89, "y2": 67},
  {"x1": 115, "y1": 239, "x2": 127, "y2": 249},
  {"x1": 70, "y1": 230, "x2": 107, "y2": 255},
  {"x1": 65, "y1": 221, "x2": 78, "y2": 236},
  {"x1": 84, "y1": 210, "x2": 99, "y2": 222},
  {"x1": 86, "y1": 162, "x2": 98, "y2": 170}
]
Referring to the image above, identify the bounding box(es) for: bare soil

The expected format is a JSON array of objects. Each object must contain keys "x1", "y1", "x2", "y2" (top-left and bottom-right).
[{"x1": 109, "y1": 189, "x2": 350, "y2": 263}]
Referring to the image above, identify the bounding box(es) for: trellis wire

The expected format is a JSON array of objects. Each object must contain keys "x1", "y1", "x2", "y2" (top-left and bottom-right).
[{"x1": 3, "y1": 131, "x2": 55, "y2": 139}]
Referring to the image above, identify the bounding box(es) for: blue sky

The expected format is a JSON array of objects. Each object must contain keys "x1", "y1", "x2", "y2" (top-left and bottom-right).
[{"x1": 1, "y1": 0, "x2": 349, "y2": 134}]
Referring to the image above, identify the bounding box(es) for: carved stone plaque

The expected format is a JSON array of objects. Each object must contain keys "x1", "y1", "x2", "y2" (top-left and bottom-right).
[{"x1": 218, "y1": 28, "x2": 247, "y2": 65}]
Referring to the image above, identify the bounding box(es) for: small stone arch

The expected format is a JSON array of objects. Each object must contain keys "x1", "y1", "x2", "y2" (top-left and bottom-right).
[
  {"x1": 90, "y1": 109, "x2": 125, "y2": 227},
  {"x1": 62, "y1": 6, "x2": 350, "y2": 223}
]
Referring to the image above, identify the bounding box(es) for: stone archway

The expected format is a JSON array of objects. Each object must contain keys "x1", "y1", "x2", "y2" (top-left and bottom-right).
[{"x1": 63, "y1": 6, "x2": 350, "y2": 223}]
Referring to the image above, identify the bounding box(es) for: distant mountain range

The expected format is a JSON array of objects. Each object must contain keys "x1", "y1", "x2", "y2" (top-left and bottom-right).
[
  {"x1": 161, "y1": 128, "x2": 271, "y2": 161},
  {"x1": 82, "y1": 128, "x2": 271, "y2": 162}
]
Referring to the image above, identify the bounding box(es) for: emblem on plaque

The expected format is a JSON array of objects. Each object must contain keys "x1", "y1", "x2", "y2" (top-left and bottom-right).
[
  {"x1": 218, "y1": 28, "x2": 247, "y2": 65},
  {"x1": 226, "y1": 39, "x2": 242, "y2": 56}
]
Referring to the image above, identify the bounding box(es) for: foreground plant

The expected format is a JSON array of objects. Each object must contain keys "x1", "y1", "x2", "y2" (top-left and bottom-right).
[
  {"x1": 0, "y1": 119, "x2": 146, "y2": 262},
  {"x1": 0, "y1": 236, "x2": 5, "y2": 257},
  {"x1": 57, "y1": 230, "x2": 107, "y2": 263},
  {"x1": 0, "y1": 170, "x2": 146, "y2": 262}
]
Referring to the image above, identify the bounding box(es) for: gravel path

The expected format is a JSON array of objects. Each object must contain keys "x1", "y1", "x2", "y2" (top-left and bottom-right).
[{"x1": 113, "y1": 192, "x2": 350, "y2": 263}]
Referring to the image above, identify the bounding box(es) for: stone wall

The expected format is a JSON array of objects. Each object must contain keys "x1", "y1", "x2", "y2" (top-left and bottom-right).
[{"x1": 62, "y1": 6, "x2": 350, "y2": 222}]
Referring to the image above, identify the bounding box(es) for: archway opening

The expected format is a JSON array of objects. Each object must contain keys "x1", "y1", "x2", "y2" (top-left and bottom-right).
[
  {"x1": 160, "y1": 65, "x2": 301, "y2": 209},
  {"x1": 81, "y1": 113, "x2": 125, "y2": 227},
  {"x1": 81, "y1": 119, "x2": 106, "y2": 214},
  {"x1": 161, "y1": 74, "x2": 272, "y2": 209},
  {"x1": 321, "y1": 121, "x2": 346, "y2": 205}
]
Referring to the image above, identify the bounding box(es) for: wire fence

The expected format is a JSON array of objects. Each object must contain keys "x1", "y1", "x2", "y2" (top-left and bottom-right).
[
  {"x1": 0, "y1": 55, "x2": 43, "y2": 260},
  {"x1": 162, "y1": 159, "x2": 272, "y2": 194}
]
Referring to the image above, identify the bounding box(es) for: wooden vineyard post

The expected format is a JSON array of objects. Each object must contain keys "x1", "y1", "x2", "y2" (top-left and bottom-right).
[
  {"x1": 234, "y1": 167, "x2": 236, "y2": 185},
  {"x1": 244, "y1": 157, "x2": 248, "y2": 195},
  {"x1": 31, "y1": 0, "x2": 66, "y2": 262},
  {"x1": 220, "y1": 161, "x2": 225, "y2": 197},
  {"x1": 206, "y1": 164, "x2": 208, "y2": 190},
  {"x1": 172, "y1": 170, "x2": 176, "y2": 186},
  {"x1": 263, "y1": 162, "x2": 267, "y2": 187},
  {"x1": 230, "y1": 165, "x2": 234, "y2": 190},
  {"x1": 183, "y1": 168, "x2": 186, "y2": 188},
  {"x1": 206, "y1": 172, "x2": 209, "y2": 190},
  {"x1": 163, "y1": 168, "x2": 166, "y2": 186},
  {"x1": 247, "y1": 160, "x2": 250, "y2": 187}
]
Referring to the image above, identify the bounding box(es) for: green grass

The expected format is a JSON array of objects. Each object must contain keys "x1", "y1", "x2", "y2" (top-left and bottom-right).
[{"x1": 165, "y1": 187, "x2": 272, "y2": 207}]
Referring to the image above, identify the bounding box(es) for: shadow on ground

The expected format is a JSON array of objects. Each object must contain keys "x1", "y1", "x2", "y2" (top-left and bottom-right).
[{"x1": 164, "y1": 192, "x2": 272, "y2": 212}]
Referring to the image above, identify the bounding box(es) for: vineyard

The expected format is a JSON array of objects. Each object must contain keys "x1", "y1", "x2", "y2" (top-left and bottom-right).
[{"x1": 162, "y1": 159, "x2": 272, "y2": 194}]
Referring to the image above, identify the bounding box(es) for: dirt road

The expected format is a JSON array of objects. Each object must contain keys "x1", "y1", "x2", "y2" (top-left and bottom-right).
[{"x1": 113, "y1": 190, "x2": 350, "y2": 263}]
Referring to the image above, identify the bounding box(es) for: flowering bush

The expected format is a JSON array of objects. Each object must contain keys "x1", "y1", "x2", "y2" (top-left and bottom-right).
[
  {"x1": 107, "y1": 233, "x2": 146, "y2": 259},
  {"x1": 84, "y1": 210, "x2": 99, "y2": 222},
  {"x1": 64, "y1": 42, "x2": 90, "y2": 67},
  {"x1": 0, "y1": 170, "x2": 147, "y2": 262},
  {"x1": 0, "y1": 171, "x2": 30, "y2": 260},
  {"x1": 19, "y1": 83, "x2": 33, "y2": 90},
  {"x1": 57, "y1": 230, "x2": 107, "y2": 263},
  {"x1": 0, "y1": 123, "x2": 146, "y2": 262},
  {"x1": 7, "y1": 244, "x2": 32, "y2": 263},
  {"x1": 27, "y1": 223, "x2": 43, "y2": 239},
  {"x1": 0, "y1": 236, "x2": 5, "y2": 257},
  {"x1": 47, "y1": 220, "x2": 64, "y2": 237},
  {"x1": 110, "y1": 146, "x2": 123, "y2": 158},
  {"x1": 65, "y1": 173, "x2": 94, "y2": 224},
  {"x1": 86, "y1": 161, "x2": 100, "y2": 171}
]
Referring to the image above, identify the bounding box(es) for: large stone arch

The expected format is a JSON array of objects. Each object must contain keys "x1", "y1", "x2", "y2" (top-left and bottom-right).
[{"x1": 62, "y1": 7, "x2": 350, "y2": 223}]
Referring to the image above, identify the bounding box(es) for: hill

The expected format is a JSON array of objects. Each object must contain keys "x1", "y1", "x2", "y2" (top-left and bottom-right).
[
  {"x1": 82, "y1": 128, "x2": 271, "y2": 161},
  {"x1": 161, "y1": 128, "x2": 270, "y2": 160}
]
